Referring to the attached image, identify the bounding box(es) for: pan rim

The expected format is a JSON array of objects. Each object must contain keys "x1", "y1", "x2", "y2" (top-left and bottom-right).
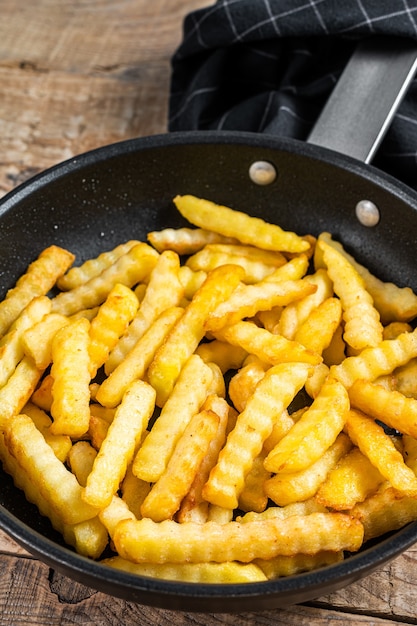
[{"x1": 1, "y1": 128, "x2": 417, "y2": 611}]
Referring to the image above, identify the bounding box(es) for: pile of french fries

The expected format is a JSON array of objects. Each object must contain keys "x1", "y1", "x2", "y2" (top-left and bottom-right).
[{"x1": 2, "y1": 193, "x2": 417, "y2": 584}]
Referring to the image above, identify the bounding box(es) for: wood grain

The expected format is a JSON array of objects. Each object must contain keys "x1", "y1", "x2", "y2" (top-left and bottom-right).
[
  {"x1": 1, "y1": 1, "x2": 417, "y2": 624},
  {"x1": 1, "y1": 554, "x2": 414, "y2": 626}
]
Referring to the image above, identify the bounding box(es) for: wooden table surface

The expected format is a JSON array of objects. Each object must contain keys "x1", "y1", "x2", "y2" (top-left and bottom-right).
[{"x1": 1, "y1": 1, "x2": 417, "y2": 624}]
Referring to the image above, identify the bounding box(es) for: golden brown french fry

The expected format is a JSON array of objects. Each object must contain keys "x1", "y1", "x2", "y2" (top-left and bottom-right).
[
  {"x1": 67, "y1": 441, "x2": 97, "y2": 487},
  {"x1": 0, "y1": 296, "x2": 51, "y2": 387},
  {"x1": 345, "y1": 409, "x2": 417, "y2": 496},
  {"x1": 113, "y1": 512, "x2": 363, "y2": 564},
  {"x1": 264, "y1": 377, "x2": 349, "y2": 474},
  {"x1": 315, "y1": 232, "x2": 417, "y2": 324},
  {"x1": 0, "y1": 245, "x2": 74, "y2": 337},
  {"x1": 275, "y1": 269, "x2": 333, "y2": 340},
  {"x1": 22, "y1": 402, "x2": 72, "y2": 463},
  {"x1": 205, "y1": 279, "x2": 317, "y2": 333},
  {"x1": 264, "y1": 433, "x2": 353, "y2": 506},
  {"x1": 132, "y1": 354, "x2": 214, "y2": 483},
  {"x1": 203, "y1": 362, "x2": 312, "y2": 509},
  {"x1": 352, "y1": 483, "x2": 417, "y2": 542},
  {"x1": 57, "y1": 240, "x2": 140, "y2": 290},
  {"x1": 177, "y1": 395, "x2": 230, "y2": 523},
  {"x1": 88, "y1": 282, "x2": 139, "y2": 377},
  {"x1": 50, "y1": 318, "x2": 91, "y2": 438},
  {"x1": 83, "y1": 380, "x2": 156, "y2": 509},
  {"x1": 148, "y1": 264, "x2": 244, "y2": 406},
  {"x1": 147, "y1": 227, "x2": 239, "y2": 254},
  {"x1": 21, "y1": 312, "x2": 69, "y2": 370},
  {"x1": 103, "y1": 556, "x2": 267, "y2": 583},
  {"x1": 3, "y1": 414, "x2": 98, "y2": 524},
  {"x1": 185, "y1": 243, "x2": 288, "y2": 284},
  {"x1": 105, "y1": 250, "x2": 184, "y2": 373},
  {"x1": 294, "y1": 297, "x2": 342, "y2": 356},
  {"x1": 316, "y1": 446, "x2": 385, "y2": 511},
  {"x1": 120, "y1": 460, "x2": 151, "y2": 520},
  {"x1": 213, "y1": 321, "x2": 322, "y2": 367},
  {"x1": 348, "y1": 379, "x2": 417, "y2": 439},
  {"x1": 140, "y1": 408, "x2": 220, "y2": 522},
  {"x1": 51, "y1": 243, "x2": 158, "y2": 317},
  {"x1": 30, "y1": 372, "x2": 53, "y2": 411},
  {"x1": 318, "y1": 239, "x2": 383, "y2": 351},
  {"x1": 228, "y1": 358, "x2": 269, "y2": 413},
  {"x1": 330, "y1": 327, "x2": 417, "y2": 389},
  {"x1": 174, "y1": 195, "x2": 310, "y2": 254},
  {"x1": 0, "y1": 356, "x2": 43, "y2": 429},
  {"x1": 255, "y1": 551, "x2": 344, "y2": 579},
  {"x1": 96, "y1": 306, "x2": 183, "y2": 408}
]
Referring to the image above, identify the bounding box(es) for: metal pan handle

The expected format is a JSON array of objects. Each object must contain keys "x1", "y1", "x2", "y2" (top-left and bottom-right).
[{"x1": 307, "y1": 37, "x2": 417, "y2": 163}]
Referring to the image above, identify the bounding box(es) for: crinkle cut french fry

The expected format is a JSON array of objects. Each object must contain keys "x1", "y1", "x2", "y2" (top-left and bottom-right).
[
  {"x1": 148, "y1": 264, "x2": 245, "y2": 407},
  {"x1": 316, "y1": 446, "x2": 385, "y2": 511},
  {"x1": 205, "y1": 279, "x2": 317, "y2": 333},
  {"x1": 99, "y1": 495, "x2": 137, "y2": 539},
  {"x1": 3, "y1": 414, "x2": 98, "y2": 525},
  {"x1": 96, "y1": 306, "x2": 183, "y2": 408},
  {"x1": 176, "y1": 395, "x2": 230, "y2": 523},
  {"x1": 140, "y1": 408, "x2": 220, "y2": 522},
  {"x1": 0, "y1": 296, "x2": 51, "y2": 387},
  {"x1": 174, "y1": 195, "x2": 311, "y2": 254},
  {"x1": 57, "y1": 240, "x2": 141, "y2": 291},
  {"x1": 318, "y1": 239, "x2": 383, "y2": 351},
  {"x1": 345, "y1": 409, "x2": 417, "y2": 497},
  {"x1": 67, "y1": 441, "x2": 97, "y2": 487},
  {"x1": 294, "y1": 297, "x2": 342, "y2": 356},
  {"x1": 0, "y1": 356, "x2": 43, "y2": 429},
  {"x1": 21, "y1": 312, "x2": 69, "y2": 370},
  {"x1": 0, "y1": 429, "x2": 107, "y2": 559},
  {"x1": 352, "y1": 483, "x2": 417, "y2": 542},
  {"x1": 348, "y1": 379, "x2": 417, "y2": 439},
  {"x1": 185, "y1": 244, "x2": 289, "y2": 284},
  {"x1": 264, "y1": 378, "x2": 349, "y2": 474},
  {"x1": 228, "y1": 359, "x2": 268, "y2": 413},
  {"x1": 315, "y1": 232, "x2": 417, "y2": 324},
  {"x1": 120, "y1": 460, "x2": 151, "y2": 520},
  {"x1": 105, "y1": 250, "x2": 184, "y2": 373},
  {"x1": 113, "y1": 512, "x2": 364, "y2": 564},
  {"x1": 203, "y1": 362, "x2": 312, "y2": 510},
  {"x1": 237, "y1": 498, "x2": 327, "y2": 523},
  {"x1": 51, "y1": 243, "x2": 159, "y2": 317},
  {"x1": 103, "y1": 556, "x2": 267, "y2": 583},
  {"x1": 0, "y1": 245, "x2": 74, "y2": 337},
  {"x1": 330, "y1": 327, "x2": 417, "y2": 389},
  {"x1": 132, "y1": 354, "x2": 214, "y2": 483},
  {"x1": 83, "y1": 380, "x2": 156, "y2": 509},
  {"x1": 50, "y1": 318, "x2": 91, "y2": 438},
  {"x1": 214, "y1": 320, "x2": 322, "y2": 367},
  {"x1": 255, "y1": 551, "x2": 344, "y2": 580},
  {"x1": 264, "y1": 433, "x2": 353, "y2": 507},
  {"x1": 22, "y1": 402, "x2": 72, "y2": 463},
  {"x1": 147, "y1": 227, "x2": 239, "y2": 255},
  {"x1": 30, "y1": 372, "x2": 53, "y2": 411},
  {"x1": 238, "y1": 449, "x2": 271, "y2": 513},
  {"x1": 275, "y1": 269, "x2": 333, "y2": 340},
  {"x1": 88, "y1": 283, "x2": 139, "y2": 377}
]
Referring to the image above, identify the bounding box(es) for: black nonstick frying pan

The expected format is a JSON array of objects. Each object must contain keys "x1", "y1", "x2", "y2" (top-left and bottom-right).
[{"x1": 1, "y1": 38, "x2": 417, "y2": 613}]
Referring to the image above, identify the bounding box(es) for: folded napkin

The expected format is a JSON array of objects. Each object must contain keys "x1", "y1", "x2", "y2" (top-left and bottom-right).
[{"x1": 169, "y1": 0, "x2": 417, "y2": 190}]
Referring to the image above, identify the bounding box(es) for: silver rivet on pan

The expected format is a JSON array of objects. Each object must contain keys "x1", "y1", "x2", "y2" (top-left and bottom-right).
[
  {"x1": 249, "y1": 161, "x2": 277, "y2": 185},
  {"x1": 355, "y1": 199, "x2": 380, "y2": 227}
]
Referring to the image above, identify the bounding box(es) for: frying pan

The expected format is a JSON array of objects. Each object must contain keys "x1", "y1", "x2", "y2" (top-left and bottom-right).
[{"x1": 1, "y1": 37, "x2": 417, "y2": 613}]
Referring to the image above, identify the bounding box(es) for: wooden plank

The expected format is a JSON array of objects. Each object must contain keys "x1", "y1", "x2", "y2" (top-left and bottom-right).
[
  {"x1": 0, "y1": 554, "x2": 410, "y2": 626},
  {"x1": 0, "y1": 0, "x2": 209, "y2": 196}
]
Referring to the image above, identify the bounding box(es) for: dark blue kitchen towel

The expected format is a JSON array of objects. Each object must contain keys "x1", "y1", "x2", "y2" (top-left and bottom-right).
[{"x1": 169, "y1": 0, "x2": 417, "y2": 190}]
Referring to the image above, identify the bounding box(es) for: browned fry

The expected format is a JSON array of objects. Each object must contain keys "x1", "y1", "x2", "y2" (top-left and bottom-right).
[{"x1": 0, "y1": 246, "x2": 74, "y2": 337}]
